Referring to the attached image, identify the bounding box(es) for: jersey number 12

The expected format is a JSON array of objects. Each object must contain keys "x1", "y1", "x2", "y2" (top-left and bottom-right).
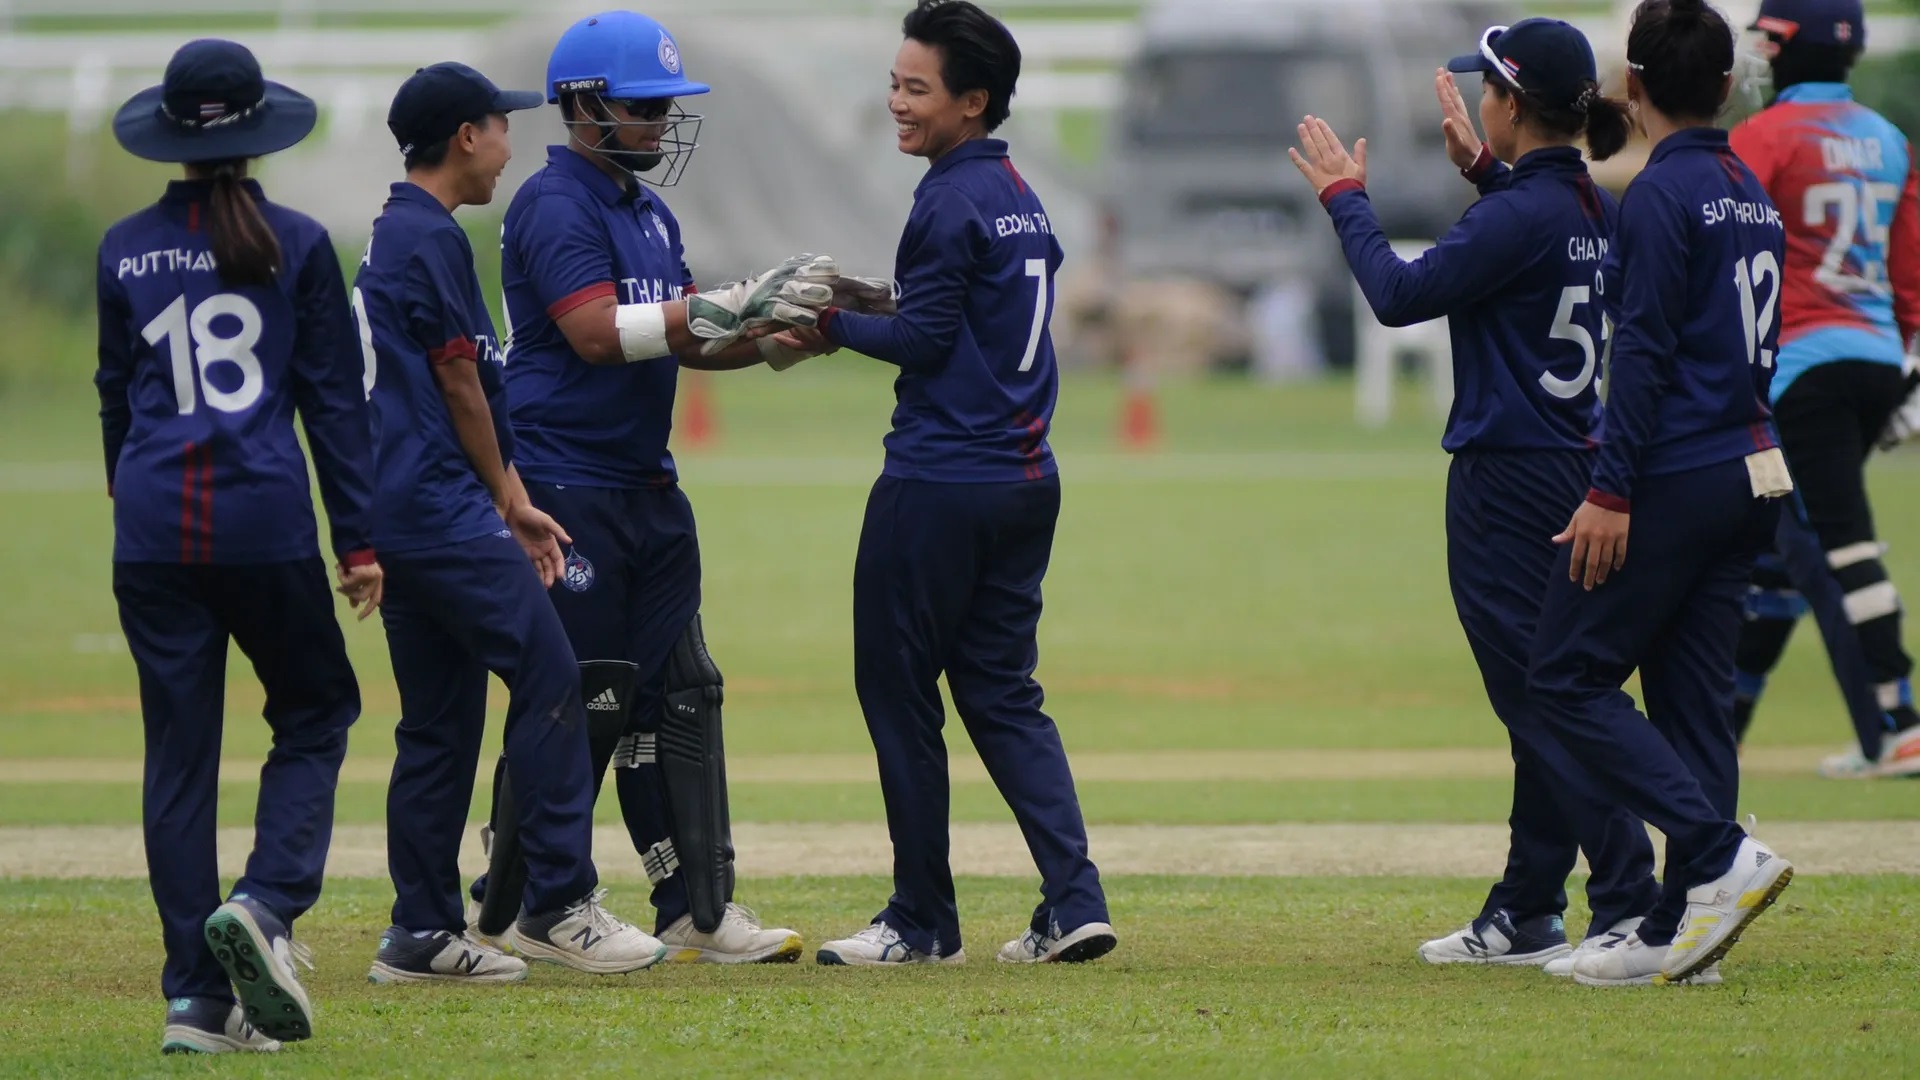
[{"x1": 1734, "y1": 252, "x2": 1782, "y2": 368}]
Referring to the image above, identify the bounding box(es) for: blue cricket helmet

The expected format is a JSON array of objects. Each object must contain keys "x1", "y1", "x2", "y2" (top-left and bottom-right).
[{"x1": 546, "y1": 10, "x2": 711, "y2": 103}]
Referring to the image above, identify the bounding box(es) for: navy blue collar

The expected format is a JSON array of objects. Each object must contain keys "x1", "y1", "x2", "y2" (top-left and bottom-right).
[
  {"x1": 161, "y1": 177, "x2": 266, "y2": 205},
  {"x1": 388, "y1": 181, "x2": 457, "y2": 221},
  {"x1": 1509, "y1": 145, "x2": 1588, "y2": 178},
  {"x1": 1647, "y1": 126, "x2": 1731, "y2": 167},
  {"x1": 549, "y1": 143, "x2": 649, "y2": 208},
  {"x1": 922, "y1": 137, "x2": 1008, "y2": 185}
]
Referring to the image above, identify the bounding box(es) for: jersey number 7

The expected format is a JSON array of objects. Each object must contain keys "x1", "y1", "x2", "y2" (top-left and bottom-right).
[{"x1": 1018, "y1": 258, "x2": 1051, "y2": 373}]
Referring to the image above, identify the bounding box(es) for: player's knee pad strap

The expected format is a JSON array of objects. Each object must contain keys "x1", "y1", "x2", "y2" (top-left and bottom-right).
[{"x1": 658, "y1": 614, "x2": 734, "y2": 933}]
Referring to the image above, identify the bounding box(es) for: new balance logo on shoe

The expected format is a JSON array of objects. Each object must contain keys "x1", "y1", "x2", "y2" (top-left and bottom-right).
[
  {"x1": 1464, "y1": 936, "x2": 1488, "y2": 956},
  {"x1": 570, "y1": 926, "x2": 604, "y2": 951},
  {"x1": 454, "y1": 950, "x2": 482, "y2": 975},
  {"x1": 587, "y1": 690, "x2": 620, "y2": 712}
]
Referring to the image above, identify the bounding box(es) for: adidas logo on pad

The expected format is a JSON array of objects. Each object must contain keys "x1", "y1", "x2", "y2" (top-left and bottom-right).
[
  {"x1": 587, "y1": 690, "x2": 620, "y2": 712},
  {"x1": 1755, "y1": 851, "x2": 1771, "y2": 866}
]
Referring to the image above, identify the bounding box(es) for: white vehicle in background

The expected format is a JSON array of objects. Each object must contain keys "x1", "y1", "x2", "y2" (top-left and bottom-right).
[{"x1": 1106, "y1": 0, "x2": 1521, "y2": 370}]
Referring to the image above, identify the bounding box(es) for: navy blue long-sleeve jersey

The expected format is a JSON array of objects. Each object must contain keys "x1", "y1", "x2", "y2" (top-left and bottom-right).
[
  {"x1": 1588, "y1": 128, "x2": 1785, "y2": 510},
  {"x1": 1320, "y1": 146, "x2": 1615, "y2": 453},
  {"x1": 353, "y1": 182, "x2": 515, "y2": 554},
  {"x1": 96, "y1": 179, "x2": 375, "y2": 565},
  {"x1": 822, "y1": 138, "x2": 1061, "y2": 482}
]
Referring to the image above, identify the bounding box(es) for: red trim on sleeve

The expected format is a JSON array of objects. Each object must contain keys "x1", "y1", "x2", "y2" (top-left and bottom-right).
[
  {"x1": 1462, "y1": 144, "x2": 1496, "y2": 183},
  {"x1": 342, "y1": 548, "x2": 378, "y2": 569},
  {"x1": 546, "y1": 281, "x2": 617, "y2": 320},
  {"x1": 426, "y1": 336, "x2": 478, "y2": 365},
  {"x1": 683, "y1": 282, "x2": 698, "y2": 296},
  {"x1": 186, "y1": 203, "x2": 201, "y2": 232},
  {"x1": 817, "y1": 307, "x2": 840, "y2": 334},
  {"x1": 1318, "y1": 178, "x2": 1365, "y2": 207},
  {"x1": 1585, "y1": 489, "x2": 1631, "y2": 514}
]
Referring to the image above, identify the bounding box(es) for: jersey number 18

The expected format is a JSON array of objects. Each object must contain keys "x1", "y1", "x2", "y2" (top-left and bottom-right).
[{"x1": 140, "y1": 293, "x2": 266, "y2": 415}]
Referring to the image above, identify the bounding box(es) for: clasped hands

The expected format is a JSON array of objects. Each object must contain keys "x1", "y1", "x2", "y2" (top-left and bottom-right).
[{"x1": 688, "y1": 253, "x2": 897, "y2": 370}]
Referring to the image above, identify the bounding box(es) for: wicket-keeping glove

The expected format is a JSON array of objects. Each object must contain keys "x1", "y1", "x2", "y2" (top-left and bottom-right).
[
  {"x1": 687, "y1": 253, "x2": 839, "y2": 356},
  {"x1": 831, "y1": 275, "x2": 900, "y2": 315}
]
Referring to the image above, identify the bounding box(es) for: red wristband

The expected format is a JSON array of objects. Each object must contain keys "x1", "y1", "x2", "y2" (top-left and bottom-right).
[{"x1": 342, "y1": 548, "x2": 378, "y2": 568}]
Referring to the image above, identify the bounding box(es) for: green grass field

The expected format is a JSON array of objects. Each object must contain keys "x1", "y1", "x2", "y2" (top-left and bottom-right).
[{"x1": 1, "y1": 371, "x2": 1916, "y2": 1076}]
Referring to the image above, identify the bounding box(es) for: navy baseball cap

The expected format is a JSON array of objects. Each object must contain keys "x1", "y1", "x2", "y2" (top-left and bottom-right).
[
  {"x1": 113, "y1": 39, "x2": 317, "y2": 164},
  {"x1": 387, "y1": 61, "x2": 544, "y2": 154},
  {"x1": 1752, "y1": 0, "x2": 1866, "y2": 50},
  {"x1": 1447, "y1": 19, "x2": 1598, "y2": 113}
]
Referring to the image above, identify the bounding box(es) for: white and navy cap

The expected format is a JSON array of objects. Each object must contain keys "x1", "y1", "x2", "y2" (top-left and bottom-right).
[{"x1": 1447, "y1": 18, "x2": 1600, "y2": 113}]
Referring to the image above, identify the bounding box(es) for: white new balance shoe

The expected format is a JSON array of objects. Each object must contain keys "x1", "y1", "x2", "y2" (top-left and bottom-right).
[
  {"x1": 996, "y1": 921, "x2": 1118, "y2": 964},
  {"x1": 203, "y1": 896, "x2": 314, "y2": 1043},
  {"x1": 1546, "y1": 918, "x2": 1641, "y2": 977},
  {"x1": 816, "y1": 923, "x2": 965, "y2": 966},
  {"x1": 464, "y1": 898, "x2": 517, "y2": 955},
  {"x1": 512, "y1": 889, "x2": 669, "y2": 974},
  {"x1": 1572, "y1": 930, "x2": 1721, "y2": 986},
  {"x1": 658, "y1": 904, "x2": 804, "y2": 964},
  {"x1": 1418, "y1": 909, "x2": 1570, "y2": 966},
  {"x1": 368, "y1": 927, "x2": 529, "y2": 984},
  {"x1": 1663, "y1": 835, "x2": 1793, "y2": 982}
]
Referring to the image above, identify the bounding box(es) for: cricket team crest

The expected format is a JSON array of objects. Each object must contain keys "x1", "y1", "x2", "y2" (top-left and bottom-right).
[
  {"x1": 658, "y1": 31, "x2": 681, "y2": 75},
  {"x1": 563, "y1": 547, "x2": 596, "y2": 592}
]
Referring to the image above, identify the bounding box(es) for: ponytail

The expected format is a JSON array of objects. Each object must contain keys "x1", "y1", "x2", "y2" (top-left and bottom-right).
[
  {"x1": 203, "y1": 159, "x2": 281, "y2": 288},
  {"x1": 1579, "y1": 84, "x2": 1632, "y2": 162},
  {"x1": 1502, "y1": 80, "x2": 1632, "y2": 163}
]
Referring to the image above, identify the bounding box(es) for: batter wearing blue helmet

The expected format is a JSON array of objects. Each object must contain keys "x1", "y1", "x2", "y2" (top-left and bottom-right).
[{"x1": 466, "y1": 10, "x2": 838, "y2": 962}]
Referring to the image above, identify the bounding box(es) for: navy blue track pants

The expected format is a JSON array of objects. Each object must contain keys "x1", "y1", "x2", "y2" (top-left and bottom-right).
[
  {"x1": 114, "y1": 558, "x2": 359, "y2": 1002},
  {"x1": 853, "y1": 474, "x2": 1107, "y2": 957},
  {"x1": 1447, "y1": 451, "x2": 1660, "y2": 937}
]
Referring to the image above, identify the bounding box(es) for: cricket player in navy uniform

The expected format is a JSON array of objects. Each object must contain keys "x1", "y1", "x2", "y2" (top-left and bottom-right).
[
  {"x1": 1728, "y1": 0, "x2": 1920, "y2": 778},
  {"x1": 467, "y1": 10, "x2": 839, "y2": 962},
  {"x1": 99, "y1": 39, "x2": 377, "y2": 1053},
  {"x1": 1289, "y1": 18, "x2": 1663, "y2": 976},
  {"x1": 811, "y1": 1, "x2": 1115, "y2": 967},
  {"x1": 1525, "y1": 0, "x2": 1797, "y2": 987},
  {"x1": 355, "y1": 62, "x2": 673, "y2": 983}
]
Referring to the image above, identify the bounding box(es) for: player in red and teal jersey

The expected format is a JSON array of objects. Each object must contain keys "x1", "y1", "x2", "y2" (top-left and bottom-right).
[{"x1": 1728, "y1": 0, "x2": 1920, "y2": 777}]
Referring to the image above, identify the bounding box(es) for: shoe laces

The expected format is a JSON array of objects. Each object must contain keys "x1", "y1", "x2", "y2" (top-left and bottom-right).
[
  {"x1": 274, "y1": 936, "x2": 315, "y2": 974},
  {"x1": 850, "y1": 923, "x2": 899, "y2": 946},
  {"x1": 571, "y1": 888, "x2": 632, "y2": 938},
  {"x1": 723, "y1": 903, "x2": 763, "y2": 931}
]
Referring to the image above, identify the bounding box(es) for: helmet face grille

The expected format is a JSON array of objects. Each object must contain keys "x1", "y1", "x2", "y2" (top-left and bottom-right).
[{"x1": 562, "y1": 97, "x2": 704, "y2": 187}]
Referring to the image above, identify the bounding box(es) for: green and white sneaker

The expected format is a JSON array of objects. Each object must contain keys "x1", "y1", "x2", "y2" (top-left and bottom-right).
[
  {"x1": 204, "y1": 895, "x2": 314, "y2": 1042},
  {"x1": 160, "y1": 996, "x2": 281, "y2": 1055}
]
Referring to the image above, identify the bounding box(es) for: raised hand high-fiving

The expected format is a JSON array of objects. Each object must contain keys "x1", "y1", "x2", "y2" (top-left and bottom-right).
[
  {"x1": 1434, "y1": 68, "x2": 1485, "y2": 172},
  {"x1": 1286, "y1": 115, "x2": 1367, "y2": 197}
]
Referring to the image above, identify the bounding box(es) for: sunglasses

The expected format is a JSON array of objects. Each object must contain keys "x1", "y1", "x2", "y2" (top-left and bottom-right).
[{"x1": 609, "y1": 98, "x2": 673, "y2": 121}]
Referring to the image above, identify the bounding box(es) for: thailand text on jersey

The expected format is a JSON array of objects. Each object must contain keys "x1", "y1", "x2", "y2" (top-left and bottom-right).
[
  {"x1": 822, "y1": 138, "x2": 1060, "y2": 483},
  {"x1": 1320, "y1": 146, "x2": 1615, "y2": 454},
  {"x1": 502, "y1": 146, "x2": 694, "y2": 488},
  {"x1": 96, "y1": 179, "x2": 374, "y2": 564},
  {"x1": 353, "y1": 182, "x2": 515, "y2": 553},
  {"x1": 1589, "y1": 128, "x2": 1786, "y2": 509}
]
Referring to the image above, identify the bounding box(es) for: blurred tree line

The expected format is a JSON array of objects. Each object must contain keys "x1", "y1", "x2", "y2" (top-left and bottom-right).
[{"x1": 1849, "y1": 0, "x2": 1920, "y2": 137}]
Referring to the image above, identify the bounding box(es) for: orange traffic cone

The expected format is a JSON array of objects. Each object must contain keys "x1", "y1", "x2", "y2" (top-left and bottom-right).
[
  {"x1": 1118, "y1": 346, "x2": 1159, "y2": 451},
  {"x1": 680, "y1": 370, "x2": 716, "y2": 449}
]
